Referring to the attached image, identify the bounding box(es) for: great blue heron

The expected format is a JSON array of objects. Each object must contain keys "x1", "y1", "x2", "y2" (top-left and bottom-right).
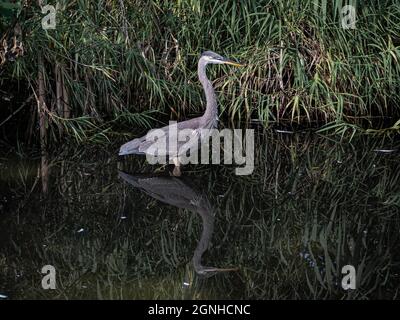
[
  {"x1": 118, "y1": 171, "x2": 237, "y2": 277},
  {"x1": 118, "y1": 51, "x2": 244, "y2": 176}
]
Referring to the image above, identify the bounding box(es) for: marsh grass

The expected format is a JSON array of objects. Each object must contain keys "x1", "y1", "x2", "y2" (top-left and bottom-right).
[
  {"x1": 1, "y1": 0, "x2": 400, "y2": 144},
  {"x1": 1, "y1": 132, "x2": 399, "y2": 299}
]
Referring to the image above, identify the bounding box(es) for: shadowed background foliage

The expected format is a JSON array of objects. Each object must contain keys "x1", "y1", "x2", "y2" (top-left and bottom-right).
[{"x1": 0, "y1": 0, "x2": 400, "y2": 146}]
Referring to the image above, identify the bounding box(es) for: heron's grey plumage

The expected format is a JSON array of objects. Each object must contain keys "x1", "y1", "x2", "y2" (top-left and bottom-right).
[
  {"x1": 118, "y1": 171, "x2": 237, "y2": 276},
  {"x1": 118, "y1": 51, "x2": 243, "y2": 175}
]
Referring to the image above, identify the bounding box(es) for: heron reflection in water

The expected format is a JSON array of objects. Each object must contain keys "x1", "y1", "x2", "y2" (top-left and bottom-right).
[
  {"x1": 118, "y1": 171, "x2": 237, "y2": 277},
  {"x1": 118, "y1": 51, "x2": 244, "y2": 176}
]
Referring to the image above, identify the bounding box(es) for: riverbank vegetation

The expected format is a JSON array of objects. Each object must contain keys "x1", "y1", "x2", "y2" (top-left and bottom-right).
[{"x1": 0, "y1": 0, "x2": 399, "y2": 146}]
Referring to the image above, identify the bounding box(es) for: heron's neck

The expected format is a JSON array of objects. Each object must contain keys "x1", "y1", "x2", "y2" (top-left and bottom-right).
[
  {"x1": 192, "y1": 204, "x2": 215, "y2": 272},
  {"x1": 198, "y1": 60, "x2": 218, "y2": 124}
]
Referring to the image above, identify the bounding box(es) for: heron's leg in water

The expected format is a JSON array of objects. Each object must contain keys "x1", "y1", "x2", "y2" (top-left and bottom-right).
[{"x1": 172, "y1": 157, "x2": 182, "y2": 177}]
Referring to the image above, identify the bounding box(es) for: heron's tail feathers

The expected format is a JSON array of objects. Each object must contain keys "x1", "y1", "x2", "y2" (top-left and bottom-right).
[{"x1": 119, "y1": 137, "x2": 148, "y2": 155}]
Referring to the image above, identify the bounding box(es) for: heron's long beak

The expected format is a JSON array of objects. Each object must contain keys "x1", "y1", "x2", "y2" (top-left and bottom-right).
[
  {"x1": 203, "y1": 266, "x2": 239, "y2": 273},
  {"x1": 213, "y1": 267, "x2": 239, "y2": 272},
  {"x1": 223, "y1": 59, "x2": 245, "y2": 67}
]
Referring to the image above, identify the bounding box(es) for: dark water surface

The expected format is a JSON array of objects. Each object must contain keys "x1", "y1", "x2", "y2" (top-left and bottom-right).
[{"x1": 1, "y1": 131, "x2": 399, "y2": 299}]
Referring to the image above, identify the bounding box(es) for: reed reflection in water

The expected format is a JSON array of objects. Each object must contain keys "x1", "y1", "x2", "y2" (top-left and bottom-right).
[{"x1": 0, "y1": 132, "x2": 399, "y2": 299}]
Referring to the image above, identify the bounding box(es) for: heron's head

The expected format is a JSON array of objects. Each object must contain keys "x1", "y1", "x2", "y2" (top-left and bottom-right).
[{"x1": 200, "y1": 51, "x2": 244, "y2": 67}]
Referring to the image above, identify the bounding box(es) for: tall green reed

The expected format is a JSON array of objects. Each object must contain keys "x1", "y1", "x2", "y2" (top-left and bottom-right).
[{"x1": 1, "y1": 0, "x2": 399, "y2": 144}]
